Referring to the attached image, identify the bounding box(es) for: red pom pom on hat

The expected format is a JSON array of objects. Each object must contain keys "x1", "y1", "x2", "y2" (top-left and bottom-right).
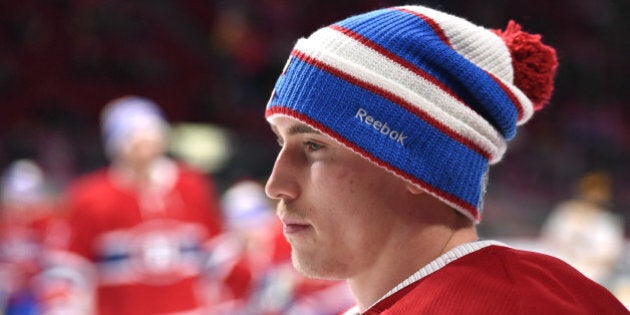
[{"x1": 492, "y1": 21, "x2": 559, "y2": 111}]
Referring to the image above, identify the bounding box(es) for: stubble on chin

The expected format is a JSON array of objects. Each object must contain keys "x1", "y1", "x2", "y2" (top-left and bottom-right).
[{"x1": 290, "y1": 244, "x2": 348, "y2": 281}]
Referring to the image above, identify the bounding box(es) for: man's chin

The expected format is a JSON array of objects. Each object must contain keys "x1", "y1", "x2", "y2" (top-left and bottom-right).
[{"x1": 291, "y1": 252, "x2": 347, "y2": 280}]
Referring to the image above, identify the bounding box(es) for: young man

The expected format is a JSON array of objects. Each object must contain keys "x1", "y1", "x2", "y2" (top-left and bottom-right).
[{"x1": 263, "y1": 5, "x2": 628, "y2": 314}]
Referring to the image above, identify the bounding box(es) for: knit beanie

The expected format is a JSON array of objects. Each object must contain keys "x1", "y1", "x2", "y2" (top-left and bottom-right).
[
  {"x1": 265, "y1": 5, "x2": 558, "y2": 222},
  {"x1": 101, "y1": 95, "x2": 170, "y2": 159}
]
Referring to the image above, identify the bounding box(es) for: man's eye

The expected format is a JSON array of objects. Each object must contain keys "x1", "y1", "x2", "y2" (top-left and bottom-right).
[{"x1": 304, "y1": 141, "x2": 323, "y2": 151}]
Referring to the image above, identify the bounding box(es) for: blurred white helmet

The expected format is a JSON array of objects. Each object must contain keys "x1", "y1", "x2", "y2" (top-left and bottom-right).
[
  {"x1": 100, "y1": 95, "x2": 170, "y2": 159},
  {"x1": 1, "y1": 159, "x2": 46, "y2": 207}
]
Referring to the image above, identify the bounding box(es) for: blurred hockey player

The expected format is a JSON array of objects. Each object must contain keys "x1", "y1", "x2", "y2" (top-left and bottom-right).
[
  {"x1": 541, "y1": 171, "x2": 625, "y2": 286},
  {"x1": 47, "y1": 96, "x2": 224, "y2": 315},
  {"x1": 0, "y1": 159, "x2": 65, "y2": 315}
]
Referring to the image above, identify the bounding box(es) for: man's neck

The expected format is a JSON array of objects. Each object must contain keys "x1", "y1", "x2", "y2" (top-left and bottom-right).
[{"x1": 348, "y1": 212, "x2": 478, "y2": 312}]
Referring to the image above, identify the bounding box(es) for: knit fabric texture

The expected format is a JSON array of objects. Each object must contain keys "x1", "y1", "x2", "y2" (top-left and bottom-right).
[{"x1": 265, "y1": 5, "x2": 556, "y2": 222}]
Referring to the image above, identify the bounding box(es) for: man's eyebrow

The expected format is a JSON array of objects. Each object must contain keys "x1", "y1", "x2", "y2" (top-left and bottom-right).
[{"x1": 288, "y1": 123, "x2": 321, "y2": 135}]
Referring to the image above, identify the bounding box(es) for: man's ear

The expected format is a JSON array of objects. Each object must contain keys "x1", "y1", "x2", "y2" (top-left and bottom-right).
[{"x1": 406, "y1": 183, "x2": 424, "y2": 195}]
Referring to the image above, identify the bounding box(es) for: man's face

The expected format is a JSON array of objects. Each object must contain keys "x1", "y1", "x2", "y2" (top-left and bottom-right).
[
  {"x1": 265, "y1": 116, "x2": 408, "y2": 280},
  {"x1": 118, "y1": 127, "x2": 165, "y2": 169}
]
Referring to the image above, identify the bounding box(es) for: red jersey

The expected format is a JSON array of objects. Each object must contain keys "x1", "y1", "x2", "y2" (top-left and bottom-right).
[
  {"x1": 59, "y1": 161, "x2": 223, "y2": 315},
  {"x1": 346, "y1": 242, "x2": 627, "y2": 315}
]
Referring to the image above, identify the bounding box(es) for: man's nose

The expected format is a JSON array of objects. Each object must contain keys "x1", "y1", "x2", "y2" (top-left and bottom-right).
[{"x1": 265, "y1": 148, "x2": 300, "y2": 201}]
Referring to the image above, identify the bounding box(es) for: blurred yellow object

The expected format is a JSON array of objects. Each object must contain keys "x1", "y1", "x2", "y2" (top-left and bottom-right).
[{"x1": 169, "y1": 123, "x2": 233, "y2": 174}]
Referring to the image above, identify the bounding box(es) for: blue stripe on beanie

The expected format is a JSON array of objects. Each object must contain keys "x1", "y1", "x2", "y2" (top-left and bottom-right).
[
  {"x1": 267, "y1": 54, "x2": 487, "y2": 214},
  {"x1": 335, "y1": 8, "x2": 520, "y2": 140}
]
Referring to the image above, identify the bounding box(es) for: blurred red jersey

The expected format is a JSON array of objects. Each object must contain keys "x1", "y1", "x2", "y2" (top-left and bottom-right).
[{"x1": 59, "y1": 161, "x2": 223, "y2": 315}]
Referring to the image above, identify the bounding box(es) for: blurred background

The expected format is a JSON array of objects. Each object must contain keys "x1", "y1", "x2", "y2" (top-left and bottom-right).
[
  {"x1": 0, "y1": 0, "x2": 628, "y2": 311},
  {"x1": 1, "y1": 0, "x2": 628, "y2": 234}
]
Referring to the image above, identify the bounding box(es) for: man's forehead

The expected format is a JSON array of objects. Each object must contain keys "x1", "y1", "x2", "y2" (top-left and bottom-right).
[{"x1": 269, "y1": 116, "x2": 322, "y2": 136}]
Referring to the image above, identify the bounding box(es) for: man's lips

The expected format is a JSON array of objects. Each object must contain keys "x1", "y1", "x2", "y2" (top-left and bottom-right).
[
  {"x1": 283, "y1": 223, "x2": 310, "y2": 234},
  {"x1": 281, "y1": 217, "x2": 311, "y2": 234}
]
